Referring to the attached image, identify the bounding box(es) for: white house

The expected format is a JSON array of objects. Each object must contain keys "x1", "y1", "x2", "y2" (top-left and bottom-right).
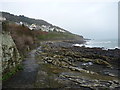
[
  {"x1": 0, "y1": 17, "x2": 6, "y2": 21},
  {"x1": 20, "y1": 22, "x2": 23, "y2": 25},
  {"x1": 29, "y1": 24, "x2": 37, "y2": 30}
]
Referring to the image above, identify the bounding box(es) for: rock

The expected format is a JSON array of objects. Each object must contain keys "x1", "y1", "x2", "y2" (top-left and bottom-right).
[
  {"x1": 35, "y1": 41, "x2": 120, "y2": 89},
  {"x1": 2, "y1": 32, "x2": 21, "y2": 75},
  {"x1": 94, "y1": 59, "x2": 112, "y2": 67},
  {"x1": 68, "y1": 66, "x2": 97, "y2": 75},
  {"x1": 88, "y1": 62, "x2": 93, "y2": 65},
  {"x1": 47, "y1": 59, "x2": 53, "y2": 63},
  {"x1": 82, "y1": 62, "x2": 93, "y2": 66}
]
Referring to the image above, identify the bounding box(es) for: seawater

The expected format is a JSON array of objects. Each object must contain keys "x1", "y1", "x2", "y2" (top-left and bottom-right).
[
  {"x1": 85, "y1": 39, "x2": 119, "y2": 49},
  {"x1": 73, "y1": 39, "x2": 119, "y2": 49}
]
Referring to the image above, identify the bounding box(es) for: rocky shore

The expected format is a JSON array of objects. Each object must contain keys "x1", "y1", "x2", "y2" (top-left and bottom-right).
[{"x1": 35, "y1": 41, "x2": 120, "y2": 89}]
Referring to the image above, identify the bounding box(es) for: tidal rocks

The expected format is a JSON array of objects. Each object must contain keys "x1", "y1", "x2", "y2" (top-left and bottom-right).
[
  {"x1": 77, "y1": 58, "x2": 112, "y2": 68},
  {"x1": 60, "y1": 72, "x2": 119, "y2": 89},
  {"x1": 35, "y1": 41, "x2": 120, "y2": 89},
  {"x1": 82, "y1": 62, "x2": 93, "y2": 66}
]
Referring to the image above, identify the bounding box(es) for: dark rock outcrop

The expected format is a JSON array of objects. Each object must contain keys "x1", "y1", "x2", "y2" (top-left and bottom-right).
[{"x1": 35, "y1": 41, "x2": 120, "y2": 89}]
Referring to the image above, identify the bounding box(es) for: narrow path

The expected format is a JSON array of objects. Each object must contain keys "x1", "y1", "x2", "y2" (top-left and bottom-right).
[{"x1": 2, "y1": 49, "x2": 39, "y2": 88}]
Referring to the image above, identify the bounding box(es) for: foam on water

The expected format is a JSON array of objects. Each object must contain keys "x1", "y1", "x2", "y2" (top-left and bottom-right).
[{"x1": 73, "y1": 39, "x2": 119, "y2": 49}]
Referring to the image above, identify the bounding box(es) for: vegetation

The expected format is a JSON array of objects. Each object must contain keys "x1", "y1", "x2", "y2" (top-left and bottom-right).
[
  {"x1": 2, "y1": 21, "x2": 37, "y2": 57},
  {"x1": 1, "y1": 12, "x2": 84, "y2": 81},
  {"x1": 2, "y1": 65, "x2": 23, "y2": 81},
  {"x1": 2, "y1": 20, "x2": 84, "y2": 57},
  {"x1": 2, "y1": 11, "x2": 84, "y2": 44},
  {"x1": 1, "y1": 11, "x2": 67, "y2": 30},
  {"x1": 37, "y1": 32, "x2": 77, "y2": 40}
]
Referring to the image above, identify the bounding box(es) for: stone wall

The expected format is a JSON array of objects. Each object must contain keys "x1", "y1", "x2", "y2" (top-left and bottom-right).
[
  {"x1": 0, "y1": 21, "x2": 2, "y2": 89},
  {"x1": 1, "y1": 31, "x2": 21, "y2": 75}
]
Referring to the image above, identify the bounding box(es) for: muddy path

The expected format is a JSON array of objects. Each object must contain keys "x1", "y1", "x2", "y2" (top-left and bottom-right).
[{"x1": 2, "y1": 49, "x2": 39, "y2": 88}]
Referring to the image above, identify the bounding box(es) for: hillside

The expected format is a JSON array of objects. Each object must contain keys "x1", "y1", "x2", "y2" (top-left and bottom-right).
[
  {"x1": 1, "y1": 11, "x2": 84, "y2": 41},
  {"x1": 1, "y1": 12, "x2": 85, "y2": 57},
  {"x1": 2, "y1": 12, "x2": 52, "y2": 26},
  {"x1": 1, "y1": 12, "x2": 68, "y2": 32}
]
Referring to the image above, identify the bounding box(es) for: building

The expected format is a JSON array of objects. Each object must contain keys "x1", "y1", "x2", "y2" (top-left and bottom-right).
[
  {"x1": 29, "y1": 24, "x2": 37, "y2": 30},
  {"x1": 0, "y1": 17, "x2": 6, "y2": 21}
]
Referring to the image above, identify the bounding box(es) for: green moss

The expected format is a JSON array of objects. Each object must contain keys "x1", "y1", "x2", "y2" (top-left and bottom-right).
[
  {"x1": 2, "y1": 64, "x2": 23, "y2": 81},
  {"x1": 78, "y1": 58, "x2": 112, "y2": 67},
  {"x1": 95, "y1": 59, "x2": 112, "y2": 67}
]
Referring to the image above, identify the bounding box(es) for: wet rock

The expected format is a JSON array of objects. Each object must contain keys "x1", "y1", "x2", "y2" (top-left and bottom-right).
[
  {"x1": 35, "y1": 41, "x2": 120, "y2": 89},
  {"x1": 78, "y1": 58, "x2": 112, "y2": 68},
  {"x1": 82, "y1": 62, "x2": 93, "y2": 66},
  {"x1": 104, "y1": 72, "x2": 116, "y2": 77},
  {"x1": 47, "y1": 59, "x2": 53, "y2": 63},
  {"x1": 95, "y1": 59, "x2": 112, "y2": 68},
  {"x1": 61, "y1": 73, "x2": 120, "y2": 89}
]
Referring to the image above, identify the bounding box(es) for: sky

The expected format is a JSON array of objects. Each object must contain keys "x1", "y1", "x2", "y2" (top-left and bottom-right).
[{"x1": 0, "y1": 0, "x2": 119, "y2": 39}]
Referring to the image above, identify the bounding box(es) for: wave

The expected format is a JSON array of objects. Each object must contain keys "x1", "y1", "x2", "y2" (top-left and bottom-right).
[
  {"x1": 73, "y1": 39, "x2": 119, "y2": 49},
  {"x1": 87, "y1": 41, "x2": 112, "y2": 44},
  {"x1": 72, "y1": 44, "x2": 84, "y2": 47},
  {"x1": 113, "y1": 46, "x2": 120, "y2": 49}
]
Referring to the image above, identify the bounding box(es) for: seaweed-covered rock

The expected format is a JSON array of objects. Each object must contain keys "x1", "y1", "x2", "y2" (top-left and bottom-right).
[{"x1": 35, "y1": 41, "x2": 120, "y2": 89}]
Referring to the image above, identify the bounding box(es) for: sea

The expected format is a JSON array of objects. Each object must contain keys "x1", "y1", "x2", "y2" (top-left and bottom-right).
[
  {"x1": 74, "y1": 39, "x2": 119, "y2": 50},
  {"x1": 85, "y1": 39, "x2": 119, "y2": 49}
]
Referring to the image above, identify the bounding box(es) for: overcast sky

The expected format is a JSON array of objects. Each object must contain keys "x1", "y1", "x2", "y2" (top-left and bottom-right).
[{"x1": 0, "y1": 0, "x2": 118, "y2": 39}]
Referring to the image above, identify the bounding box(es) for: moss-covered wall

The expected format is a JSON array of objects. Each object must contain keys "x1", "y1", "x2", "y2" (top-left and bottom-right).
[{"x1": 1, "y1": 31, "x2": 21, "y2": 76}]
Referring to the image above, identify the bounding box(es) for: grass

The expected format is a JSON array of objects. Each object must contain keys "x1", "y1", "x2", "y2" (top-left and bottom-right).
[
  {"x1": 2, "y1": 64, "x2": 23, "y2": 81},
  {"x1": 37, "y1": 32, "x2": 76, "y2": 40}
]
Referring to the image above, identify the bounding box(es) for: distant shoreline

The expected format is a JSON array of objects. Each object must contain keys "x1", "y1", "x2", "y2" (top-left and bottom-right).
[{"x1": 56, "y1": 39, "x2": 119, "y2": 50}]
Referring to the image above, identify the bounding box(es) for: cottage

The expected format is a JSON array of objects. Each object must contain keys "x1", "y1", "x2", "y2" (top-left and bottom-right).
[
  {"x1": 0, "y1": 17, "x2": 6, "y2": 21},
  {"x1": 29, "y1": 24, "x2": 37, "y2": 30}
]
